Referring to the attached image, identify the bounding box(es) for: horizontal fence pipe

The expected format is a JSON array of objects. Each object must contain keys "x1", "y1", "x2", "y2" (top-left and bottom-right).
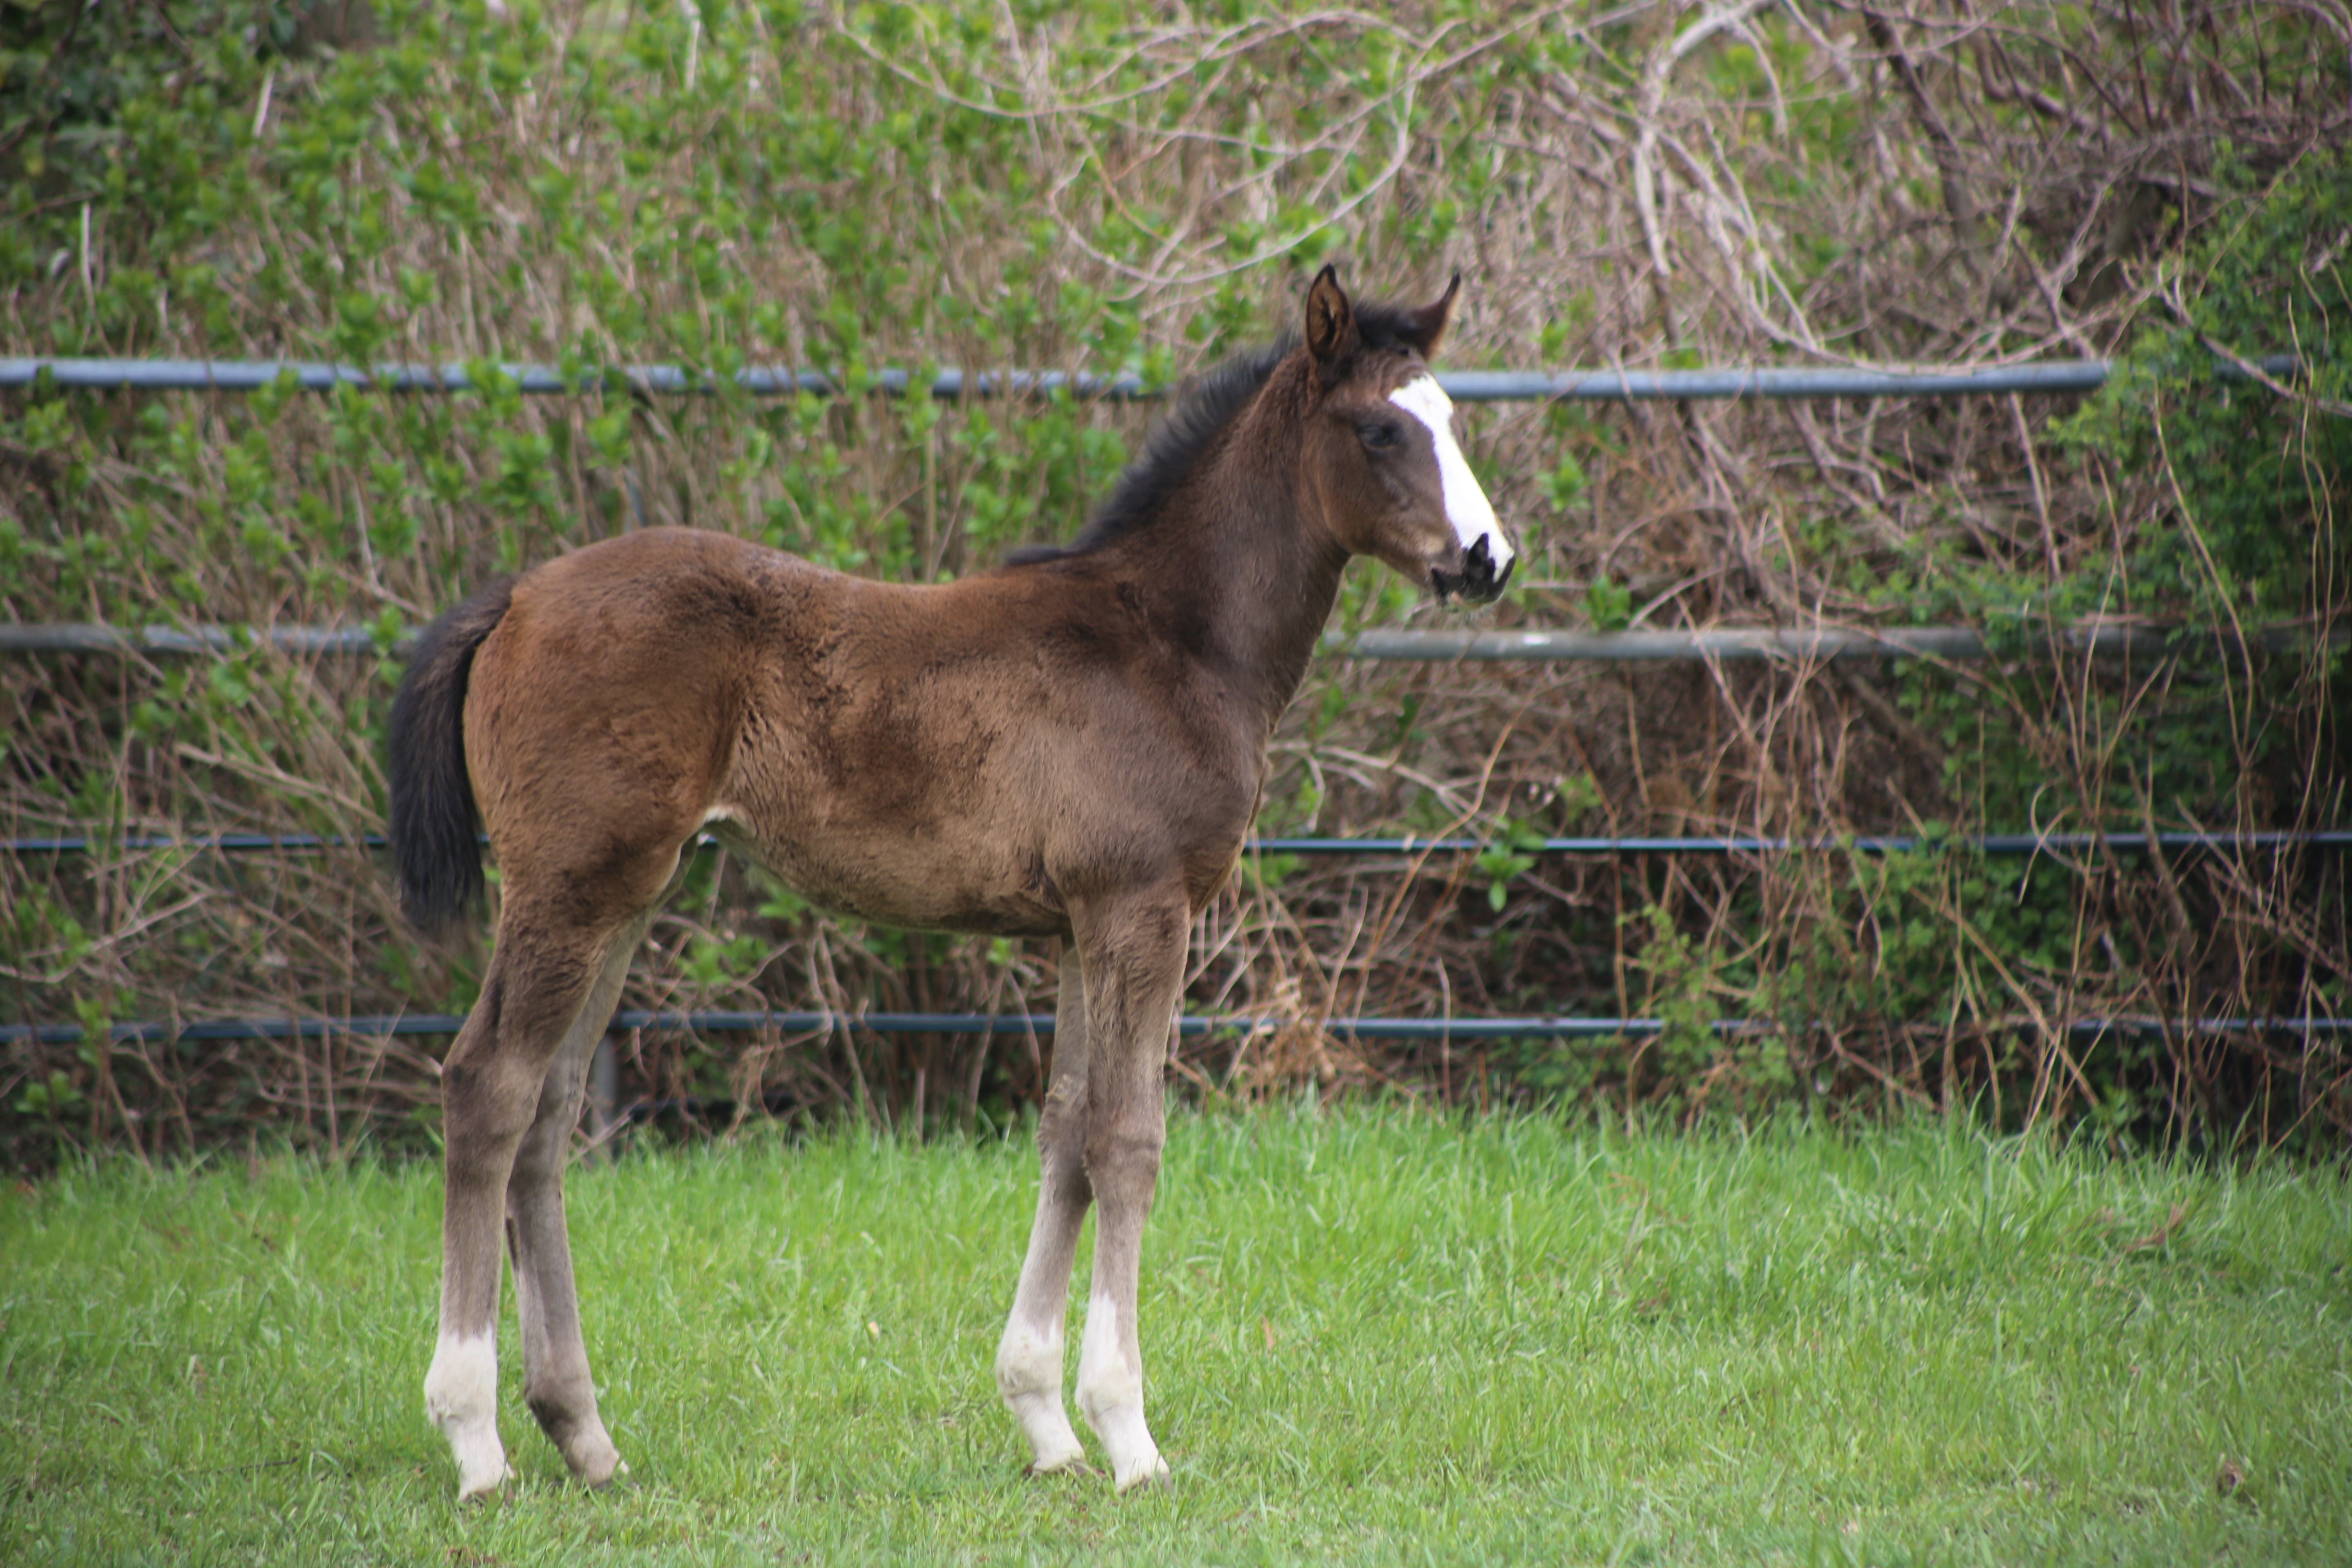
[
  {"x1": 2, "y1": 1011, "x2": 2345, "y2": 1048},
  {"x1": 6, "y1": 621, "x2": 2341, "y2": 663},
  {"x1": 1332, "y1": 624, "x2": 2345, "y2": 662},
  {"x1": 0, "y1": 359, "x2": 1161, "y2": 401},
  {"x1": 1248, "y1": 831, "x2": 2352, "y2": 857},
  {"x1": 3, "y1": 832, "x2": 381, "y2": 854},
  {"x1": 0, "y1": 356, "x2": 2301, "y2": 402},
  {"x1": 0, "y1": 623, "x2": 384, "y2": 656},
  {"x1": 9, "y1": 830, "x2": 2348, "y2": 859}
]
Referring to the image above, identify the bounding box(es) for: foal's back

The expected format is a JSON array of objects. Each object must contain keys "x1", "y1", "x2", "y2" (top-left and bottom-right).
[{"x1": 464, "y1": 527, "x2": 1258, "y2": 937}]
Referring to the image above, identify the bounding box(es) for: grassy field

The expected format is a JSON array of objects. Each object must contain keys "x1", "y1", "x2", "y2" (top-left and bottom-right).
[{"x1": 3, "y1": 1108, "x2": 2347, "y2": 1565}]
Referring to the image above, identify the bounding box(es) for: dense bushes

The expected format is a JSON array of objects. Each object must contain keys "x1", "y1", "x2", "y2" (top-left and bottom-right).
[{"x1": 1, "y1": 1, "x2": 2343, "y2": 1162}]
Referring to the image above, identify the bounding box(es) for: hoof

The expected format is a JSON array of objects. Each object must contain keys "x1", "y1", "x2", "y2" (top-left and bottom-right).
[
  {"x1": 1027, "y1": 1450, "x2": 1096, "y2": 1479},
  {"x1": 579, "y1": 1454, "x2": 631, "y2": 1491},
  {"x1": 454, "y1": 1456, "x2": 515, "y2": 1504},
  {"x1": 1003, "y1": 1389, "x2": 1089, "y2": 1479},
  {"x1": 1111, "y1": 1450, "x2": 1169, "y2": 1493},
  {"x1": 559, "y1": 1422, "x2": 627, "y2": 1490},
  {"x1": 444, "y1": 1421, "x2": 514, "y2": 1503}
]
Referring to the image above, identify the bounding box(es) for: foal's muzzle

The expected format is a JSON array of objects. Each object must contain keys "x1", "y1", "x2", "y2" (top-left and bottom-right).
[{"x1": 1432, "y1": 534, "x2": 1513, "y2": 605}]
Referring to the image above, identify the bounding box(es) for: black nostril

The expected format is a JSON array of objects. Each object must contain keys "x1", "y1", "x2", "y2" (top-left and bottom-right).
[
  {"x1": 1435, "y1": 537, "x2": 1512, "y2": 606},
  {"x1": 1461, "y1": 536, "x2": 1497, "y2": 596}
]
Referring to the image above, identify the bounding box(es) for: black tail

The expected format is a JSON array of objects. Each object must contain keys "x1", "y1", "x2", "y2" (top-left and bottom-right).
[{"x1": 387, "y1": 578, "x2": 515, "y2": 936}]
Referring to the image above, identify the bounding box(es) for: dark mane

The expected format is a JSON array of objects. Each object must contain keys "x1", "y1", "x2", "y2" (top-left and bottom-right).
[
  {"x1": 1006, "y1": 337, "x2": 1293, "y2": 566},
  {"x1": 1005, "y1": 293, "x2": 1442, "y2": 567}
]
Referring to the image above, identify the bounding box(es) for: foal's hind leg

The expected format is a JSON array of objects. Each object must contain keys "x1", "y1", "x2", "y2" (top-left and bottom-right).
[
  {"x1": 996, "y1": 956, "x2": 1094, "y2": 1474},
  {"x1": 505, "y1": 911, "x2": 651, "y2": 1488},
  {"x1": 425, "y1": 900, "x2": 644, "y2": 1500}
]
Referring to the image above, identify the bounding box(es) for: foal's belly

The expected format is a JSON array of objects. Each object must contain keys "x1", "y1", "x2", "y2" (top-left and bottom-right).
[{"x1": 704, "y1": 818, "x2": 1070, "y2": 939}]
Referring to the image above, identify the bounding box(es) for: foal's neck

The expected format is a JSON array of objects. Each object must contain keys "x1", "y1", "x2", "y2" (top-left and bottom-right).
[{"x1": 1125, "y1": 365, "x2": 1349, "y2": 736}]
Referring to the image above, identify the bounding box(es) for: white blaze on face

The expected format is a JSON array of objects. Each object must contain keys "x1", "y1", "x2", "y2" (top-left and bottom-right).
[{"x1": 1388, "y1": 374, "x2": 1513, "y2": 571}]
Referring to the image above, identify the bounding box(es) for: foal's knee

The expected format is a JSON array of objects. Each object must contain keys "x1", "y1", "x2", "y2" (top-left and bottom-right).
[
  {"x1": 1036, "y1": 1082, "x2": 1092, "y2": 1185},
  {"x1": 1082, "y1": 1125, "x2": 1164, "y2": 1211},
  {"x1": 442, "y1": 1057, "x2": 547, "y2": 1155},
  {"x1": 507, "y1": 1122, "x2": 572, "y2": 1200},
  {"x1": 511, "y1": 1065, "x2": 590, "y2": 1189}
]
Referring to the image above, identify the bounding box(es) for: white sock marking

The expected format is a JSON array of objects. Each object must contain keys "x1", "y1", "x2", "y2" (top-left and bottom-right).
[
  {"x1": 1076, "y1": 1287, "x2": 1165, "y2": 1490},
  {"x1": 425, "y1": 1330, "x2": 512, "y2": 1500},
  {"x1": 1075, "y1": 1290, "x2": 1137, "y2": 1411},
  {"x1": 1389, "y1": 374, "x2": 1513, "y2": 570},
  {"x1": 997, "y1": 1316, "x2": 1064, "y2": 1399},
  {"x1": 997, "y1": 1315, "x2": 1086, "y2": 1471}
]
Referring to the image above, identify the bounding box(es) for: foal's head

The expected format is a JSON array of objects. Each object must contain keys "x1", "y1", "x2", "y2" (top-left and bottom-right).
[{"x1": 1298, "y1": 267, "x2": 1516, "y2": 604}]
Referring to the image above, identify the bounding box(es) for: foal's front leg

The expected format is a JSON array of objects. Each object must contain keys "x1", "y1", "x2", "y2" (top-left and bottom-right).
[
  {"x1": 996, "y1": 958, "x2": 1093, "y2": 1474},
  {"x1": 1070, "y1": 895, "x2": 1185, "y2": 1490}
]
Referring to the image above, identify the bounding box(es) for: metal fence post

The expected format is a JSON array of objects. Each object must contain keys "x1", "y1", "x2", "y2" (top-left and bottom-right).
[{"x1": 586, "y1": 1033, "x2": 619, "y2": 1163}]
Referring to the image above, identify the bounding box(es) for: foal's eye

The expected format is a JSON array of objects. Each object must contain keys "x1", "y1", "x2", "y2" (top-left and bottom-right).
[{"x1": 1358, "y1": 422, "x2": 1400, "y2": 450}]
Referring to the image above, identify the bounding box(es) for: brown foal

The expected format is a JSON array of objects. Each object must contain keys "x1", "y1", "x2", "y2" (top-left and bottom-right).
[{"x1": 386, "y1": 267, "x2": 1514, "y2": 1499}]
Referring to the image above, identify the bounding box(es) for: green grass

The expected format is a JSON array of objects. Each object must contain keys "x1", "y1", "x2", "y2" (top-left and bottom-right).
[{"x1": 3, "y1": 1109, "x2": 2347, "y2": 1565}]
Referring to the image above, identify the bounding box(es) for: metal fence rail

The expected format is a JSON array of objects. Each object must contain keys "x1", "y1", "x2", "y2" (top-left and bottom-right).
[
  {"x1": 0, "y1": 1009, "x2": 2340, "y2": 1049},
  {"x1": 3, "y1": 354, "x2": 2297, "y2": 403},
  {"x1": 9, "y1": 829, "x2": 2350, "y2": 858},
  {"x1": 5, "y1": 620, "x2": 2340, "y2": 662},
  {"x1": 1342, "y1": 624, "x2": 2343, "y2": 662}
]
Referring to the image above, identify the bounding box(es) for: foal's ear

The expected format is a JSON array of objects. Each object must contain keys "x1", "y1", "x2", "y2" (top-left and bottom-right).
[
  {"x1": 1303, "y1": 265, "x2": 1360, "y2": 369},
  {"x1": 1398, "y1": 274, "x2": 1461, "y2": 357}
]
